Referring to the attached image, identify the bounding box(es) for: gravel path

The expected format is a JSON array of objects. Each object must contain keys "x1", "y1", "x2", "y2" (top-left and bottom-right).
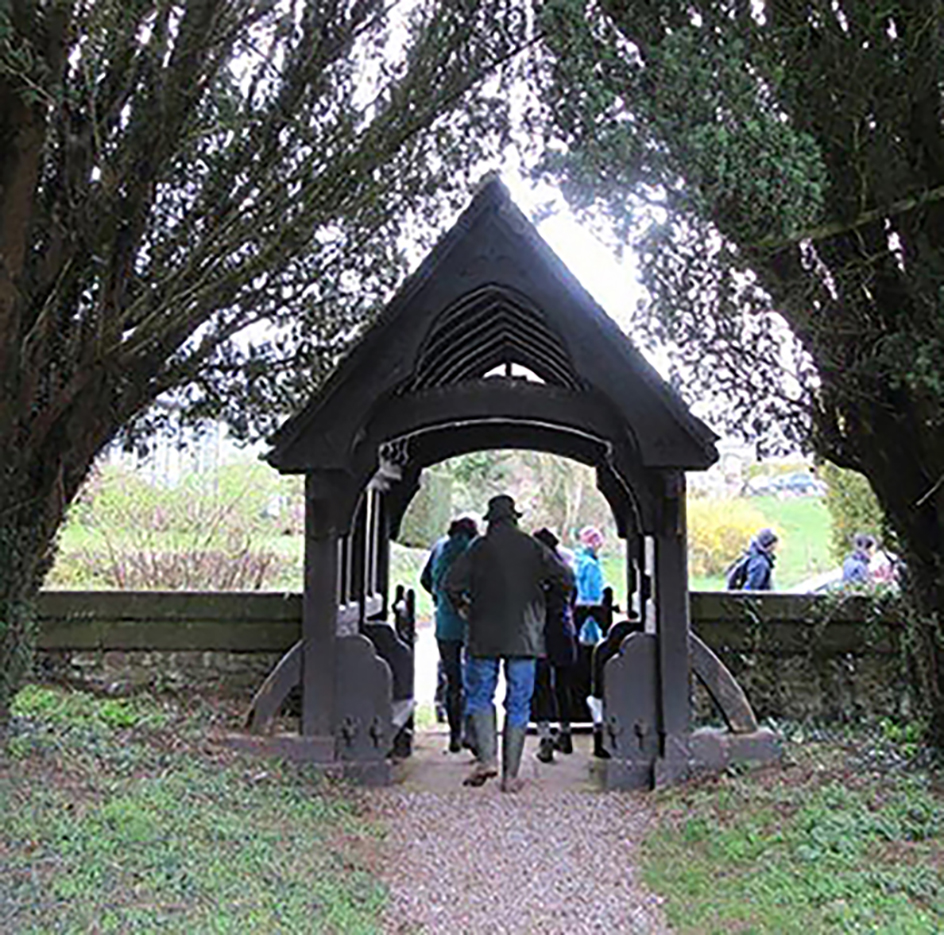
[{"x1": 369, "y1": 781, "x2": 672, "y2": 934}]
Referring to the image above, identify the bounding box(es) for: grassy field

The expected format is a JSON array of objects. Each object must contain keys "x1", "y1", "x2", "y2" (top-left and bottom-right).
[
  {"x1": 1, "y1": 686, "x2": 384, "y2": 934},
  {"x1": 6, "y1": 683, "x2": 944, "y2": 935},
  {"x1": 688, "y1": 493, "x2": 833, "y2": 592},
  {"x1": 395, "y1": 494, "x2": 834, "y2": 612},
  {"x1": 639, "y1": 728, "x2": 944, "y2": 933}
]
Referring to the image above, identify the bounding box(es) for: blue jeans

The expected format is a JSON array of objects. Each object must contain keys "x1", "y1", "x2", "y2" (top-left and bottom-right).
[{"x1": 465, "y1": 656, "x2": 537, "y2": 728}]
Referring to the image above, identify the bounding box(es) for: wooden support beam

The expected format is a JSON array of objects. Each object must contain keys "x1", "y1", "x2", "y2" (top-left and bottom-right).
[
  {"x1": 302, "y1": 474, "x2": 341, "y2": 738},
  {"x1": 655, "y1": 477, "x2": 691, "y2": 742}
]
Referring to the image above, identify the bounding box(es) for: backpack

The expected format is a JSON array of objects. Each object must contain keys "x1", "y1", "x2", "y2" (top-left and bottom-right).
[{"x1": 725, "y1": 552, "x2": 751, "y2": 590}]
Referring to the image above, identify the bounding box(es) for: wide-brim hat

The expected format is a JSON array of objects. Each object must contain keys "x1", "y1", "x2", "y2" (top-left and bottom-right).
[{"x1": 484, "y1": 494, "x2": 521, "y2": 521}]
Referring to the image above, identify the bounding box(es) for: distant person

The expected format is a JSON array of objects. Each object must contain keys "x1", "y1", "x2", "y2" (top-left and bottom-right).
[
  {"x1": 574, "y1": 525, "x2": 607, "y2": 644},
  {"x1": 532, "y1": 528, "x2": 578, "y2": 763},
  {"x1": 575, "y1": 526, "x2": 605, "y2": 605},
  {"x1": 842, "y1": 533, "x2": 876, "y2": 586},
  {"x1": 743, "y1": 528, "x2": 778, "y2": 591},
  {"x1": 445, "y1": 495, "x2": 572, "y2": 792},
  {"x1": 420, "y1": 517, "x2": 478, "y2": 753}
]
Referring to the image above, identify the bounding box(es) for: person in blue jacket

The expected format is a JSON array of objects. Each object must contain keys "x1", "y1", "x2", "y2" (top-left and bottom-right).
[
  {"x1": 744, "y1": 528, "x2": 778, "y2": 591},
  {"x1": 421, "y1": 517, "x2": 478, "y2": 752},
  {"x1": 575, "y1": 526, "x2": 605, "y2": 605},
  {"x1": 842, "y1": 533, "x2": 876, "y2": 585}
]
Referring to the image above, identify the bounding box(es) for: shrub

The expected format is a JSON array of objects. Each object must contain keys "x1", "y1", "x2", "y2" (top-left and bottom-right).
[
  {"x1": 687, "y1": 497, "x2": 770, "y2": 576},
  {"x1": 49, "y1": 461, "x2": 295, "y2": 591},
  {"x1": 55, "y1": 542, "x2": 287, "y2": 591}
]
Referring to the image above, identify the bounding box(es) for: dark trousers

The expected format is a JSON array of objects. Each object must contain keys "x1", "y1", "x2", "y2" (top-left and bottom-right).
[
  {"x1": 532, "y1": 658, "x2": 575, "y2": 726},
  {"x1": 437, "y1": 638, "x2": 464, "y2": 741}
]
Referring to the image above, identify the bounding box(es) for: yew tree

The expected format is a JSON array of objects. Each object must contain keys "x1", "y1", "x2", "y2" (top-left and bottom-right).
[
  {"x1": 0, "y1": 0, "x2": 528, "y2": 718},
  {"x1": 536, "y1": 2, "x2": 944, "y2": 737}
]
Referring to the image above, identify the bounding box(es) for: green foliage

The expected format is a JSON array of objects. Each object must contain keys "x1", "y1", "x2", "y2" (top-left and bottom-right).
[
  {"x1": 398, "y1": 470, "x2": 454, "y2": 549},
  {"x1": 539, "y1": 2, "x2": 828, "y2": 244},
  {"x1": 438, "y1": 450, "x2": 615, "y2": 546},
  {"x1": 438, "y1": 450, "x2": 512, "y2": 520},
  {"x1": 641, "y1": 740, "x2": 944, "y2": 933},
  {"x1": 821, "y1": 462, "x2": 887, "y2": 565},
  {"x1": 687, "y1": 497, "x2": 768, "y2": 577},
  {"x1": 643, "y1": 27, "x2": 827, "y2": 244},
  {"x1": 2, "y1": 685, "x2": 384, "y2": 933},
  {"x1": 12, "y1": 684, "x2": 170, "y2": 732},
  {"x1": 517, "y1": 452, "x2": 612, "y2": 544}
]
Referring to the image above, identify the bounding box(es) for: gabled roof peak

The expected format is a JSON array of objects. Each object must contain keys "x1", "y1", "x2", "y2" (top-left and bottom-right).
[{"x1": 268, "y1": 179, "x2": 718, "y2": 474}]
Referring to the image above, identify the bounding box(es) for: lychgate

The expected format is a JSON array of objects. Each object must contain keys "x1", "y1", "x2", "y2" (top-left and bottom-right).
[{"x1": 248, "y1": 178, "x2": 780, "y2": 787}]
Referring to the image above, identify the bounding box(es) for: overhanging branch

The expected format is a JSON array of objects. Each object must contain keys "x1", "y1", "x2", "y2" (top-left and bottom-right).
[{"x1": 753, "y1": 182, "x2": 944, "y2": 250}]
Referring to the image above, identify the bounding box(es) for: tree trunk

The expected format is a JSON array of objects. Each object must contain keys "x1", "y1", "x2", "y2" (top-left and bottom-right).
[
  {"x1": 0, "y1": 413, "x2": 113, "y2": 723},
  {"x1": 0, "y1": 475, "x2": 66, "y2": 724}
]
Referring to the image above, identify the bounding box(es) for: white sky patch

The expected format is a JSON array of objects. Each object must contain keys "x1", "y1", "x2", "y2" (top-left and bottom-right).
[{"x1": 502, "y1": 173, "x2": 670, "y2": 378}]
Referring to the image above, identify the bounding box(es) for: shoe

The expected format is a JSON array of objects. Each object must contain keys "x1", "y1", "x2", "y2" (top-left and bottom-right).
[
  {"x1": 554, "y1": 731, "x2": 573, "y2": 755},
  {"x1": 463, "y1": 708, "x2": 498, "y2": 787},
  {"x1": 536, "y1": 737, "x2": 555, "y2": 764},
  {"x1": 463, "y1": 761, "x2": 499, "y2": 786},
  {"x1": 500, "y1": 724, "x2": 528, "y2": 793},
  {"x1": 448, "y1": 735, "x2": 462, "y2": 754},
  {"x1": 592, "y1": 726, "x2": 611, "y2": 760}
]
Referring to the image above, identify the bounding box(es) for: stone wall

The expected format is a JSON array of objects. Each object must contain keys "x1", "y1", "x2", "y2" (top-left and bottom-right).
[
  {"x1": 693, "y1": 650, "x2": 911, "y2": 726},
  {"x1": 35, "y1": 590, "x2": 913, "y2": 725},
  {"x1": 37, "y1": 648, "x2": 285, "y2": 698},
  {"x1": 38, "y1": 642, "x2": 912, "y2": 725}
]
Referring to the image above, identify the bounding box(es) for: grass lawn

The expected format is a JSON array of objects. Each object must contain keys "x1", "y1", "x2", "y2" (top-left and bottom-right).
[
  {"x1": 640, "y1": 729, "x2": 944, "y2": 933},
  {"x1": 1, "y1": 685, "x2": 384, "y2": 934},
  {"x1": 754, "y1": 493, "x2": 834, "y2": 587},
  {"x1": 691, "y1": 494, "x2": 834, "y2": 591}
]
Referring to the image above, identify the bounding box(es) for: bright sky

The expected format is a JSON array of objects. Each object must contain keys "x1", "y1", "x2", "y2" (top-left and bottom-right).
[
  {"x1": 503, "y1": 176, "x2": 641, "y2": 333},
  {"x1": 500, "y1": 173, "x2": 672, "y2": 381}
]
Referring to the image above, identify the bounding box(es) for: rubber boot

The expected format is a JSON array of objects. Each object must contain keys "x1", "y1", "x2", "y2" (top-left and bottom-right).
[
  {"x1": 501, "y1": 723, "x2": 528, "y2": 793},
  {"x1": 463, "y1": 708, "x2": 498, "y2": 787},
  {"x1": 592, "y1": 725, "x2": 611, "y2": 760},
  {"x1": 446, "y1": 688, "x2": 463, "y2": 753},
  {"x1": 554, "y1": 730, "x2": 573, "y2": 755}
]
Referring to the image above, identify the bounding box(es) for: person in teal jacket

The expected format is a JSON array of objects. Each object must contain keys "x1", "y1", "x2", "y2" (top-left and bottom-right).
[
  {"x1": 575, "y1": 526, "x2": 605, "y2": 606},
  {"x1": 421, "y1": 517, "x2": 478, "y2": 752}
]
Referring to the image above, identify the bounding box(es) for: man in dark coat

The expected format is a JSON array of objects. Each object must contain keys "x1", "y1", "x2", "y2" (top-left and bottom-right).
[{"x1": 445, "y1": 495, "x2": 573, "y2": 792}]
